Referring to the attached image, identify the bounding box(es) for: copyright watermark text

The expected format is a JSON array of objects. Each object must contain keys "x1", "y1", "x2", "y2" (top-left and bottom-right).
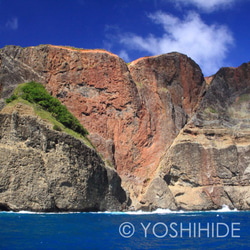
[{"x1": 119, "y1": 222, "x2": 240, "y2": 238}]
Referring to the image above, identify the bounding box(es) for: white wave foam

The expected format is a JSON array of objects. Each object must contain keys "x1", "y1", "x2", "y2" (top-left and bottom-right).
[
  {"x1": 0, "y1": 205, "x2": 239, "y2": 215},
  {"x1": 96, "y1": 208, "x2": 187, "y2": 215},
  {"x1": 99, "y1": 205, "x2": 239, "y2": 215},
  {"x1": 17, "y1": 210, "x2": 40, "y2": 214},
  {"x1": 215, "y1": 204, "x2": 238, "y2": 212}
]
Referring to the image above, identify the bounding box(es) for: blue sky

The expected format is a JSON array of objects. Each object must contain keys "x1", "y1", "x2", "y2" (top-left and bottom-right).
[{"x1": 0, "y1": 0, "x2": 249, "y2": 76}]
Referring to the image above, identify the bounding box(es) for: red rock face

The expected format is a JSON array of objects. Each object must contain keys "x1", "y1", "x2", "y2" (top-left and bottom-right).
[
  {"x1": 128, "y1": 54, "x2": 205, "y2": 180},
  {"x1": 0, "y1": 45, "x2": 206, "y2": 205},
  {"x1": 42, "y1": 47, "x2": 142, "y2": 181}
]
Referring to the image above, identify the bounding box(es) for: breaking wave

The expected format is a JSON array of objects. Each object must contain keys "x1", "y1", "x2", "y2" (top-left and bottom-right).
[{"x1": 0, "y1": 205, "x2": 239, "y2": 215}]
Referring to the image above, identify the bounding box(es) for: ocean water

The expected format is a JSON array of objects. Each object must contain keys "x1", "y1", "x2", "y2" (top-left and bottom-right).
[{"x1": 0, "y1": 206, "x2": 249, "y2": 250}]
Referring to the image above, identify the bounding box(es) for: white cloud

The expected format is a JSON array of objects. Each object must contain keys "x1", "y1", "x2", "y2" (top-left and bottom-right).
[
  {"x1": 5, "y1": 17, "x2": 18, "y2": 30},
  {"x1": 119, "y1": 50, "x2": 131, "y2": 62},
  {"x1": 171, "y1": 0, "x2": 236, "y2": 12},
  {"x1": 119, "y1": 11, "x2": 234, "y2": 76}
]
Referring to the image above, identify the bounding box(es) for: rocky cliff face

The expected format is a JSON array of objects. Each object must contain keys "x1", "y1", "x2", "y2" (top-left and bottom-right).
[
  {"x1": 0, "y1": 103, "x2": 127, "y2": 212},
  {"x1": 1, "y1": 44, "x2": 250, "y2": 211},
  {"x1": 0, "y1": 45, "x2": 205, "y2": 208},
  {"x1": 147, "y1": 62, "x2": 250, "y2": 210}
]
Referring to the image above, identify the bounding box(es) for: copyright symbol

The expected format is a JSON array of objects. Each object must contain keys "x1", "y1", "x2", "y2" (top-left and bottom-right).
[{"x1": 119, "y1": 222, "x2": 135, "y2": 238}]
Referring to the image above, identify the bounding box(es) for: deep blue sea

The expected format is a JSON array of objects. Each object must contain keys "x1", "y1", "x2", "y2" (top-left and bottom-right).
[{"x1": 0, "y1": 206, "x2": 249, "y2": 250}]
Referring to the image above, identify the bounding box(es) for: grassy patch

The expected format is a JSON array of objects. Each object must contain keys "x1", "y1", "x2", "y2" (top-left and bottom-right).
[
  {"x1": 20, "y1": 81, "x2": 88, "y2": 136},
  {"x1": 4, "y1": 82, "x2": 94, "y2": 148},
  {"x1": 36, "y1": 104, "x2": 93, "y2": 147},
  {"x1": 53, "y1": 124, "x2": 62, "y2": 131},
  {"x1": 206, "y1": 107, "x2": 217, "y2": 114}
]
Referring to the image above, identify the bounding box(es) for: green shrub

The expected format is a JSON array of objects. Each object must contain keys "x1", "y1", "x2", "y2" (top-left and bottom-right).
[
  {"x1": 21, "y1": 81, "x2": 88, "y2": 136},
  {"x1": 208, "y1": 107, "x2": 217, "y2": 114},
  {"x1": 5, "y1": 94, "x2": 18, "y2": 104},
  {"x1": 53, "y1": 125, "x2": 62, "y2": 131}
]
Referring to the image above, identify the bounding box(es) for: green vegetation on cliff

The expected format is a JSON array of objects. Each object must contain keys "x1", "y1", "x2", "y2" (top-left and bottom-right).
[
  {"x1": 20, "y1": 82, "x2": 88, "y2": 136},
  {"x1": 5, "y1": 82, "x2": 92, "y2": 147},
  {"x1": 5, "y1": 94, "x2": 18, "y2": 103}
]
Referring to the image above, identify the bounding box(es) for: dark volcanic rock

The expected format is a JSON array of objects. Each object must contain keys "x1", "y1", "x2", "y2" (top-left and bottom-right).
[{"x1": 0, "y1": 103, "x2": 127, "y2": 212}]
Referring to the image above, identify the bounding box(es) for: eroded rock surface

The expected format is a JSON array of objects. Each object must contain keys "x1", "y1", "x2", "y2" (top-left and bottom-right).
[
  {"x1": 0, "y1": 103, "x2": 127, "y2": 212},
  {"x1": 0, "y1": 46, "x2": 205, "y2": 208},
  {"x1": 1, "y1": 45, "x2": 250, "y2": 211},
  {"x1": 148, "y1": 62, "x2": 250, "y2": 210}
]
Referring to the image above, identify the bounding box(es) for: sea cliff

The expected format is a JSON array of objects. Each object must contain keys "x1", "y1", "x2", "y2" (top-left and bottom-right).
[
  {"x1": 0, "y1": 101, "x2": 127, "y2": 211},
  {"x1": 0, "y1": 45, "x2": 250, "y2": 211}
]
